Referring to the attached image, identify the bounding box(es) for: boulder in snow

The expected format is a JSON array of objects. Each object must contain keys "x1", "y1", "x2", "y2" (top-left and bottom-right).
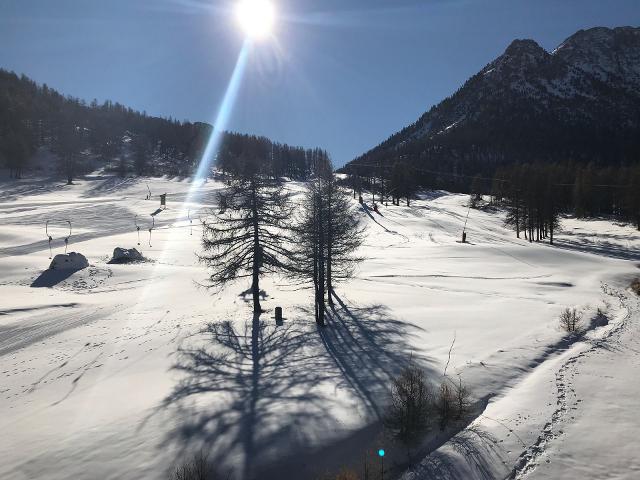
[
  {"x1": 109, "y1": 247, "x2": 144, "y2": 264},
  {"x1": 49, "y1": 252, "x2": 89, "y2": 271}
]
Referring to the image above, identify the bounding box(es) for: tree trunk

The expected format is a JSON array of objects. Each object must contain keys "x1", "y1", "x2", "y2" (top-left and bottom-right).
[
  {"x1": 317, "y1": 189, "x2": 325, "y2": 327},
  {"x1": 515, "y1": 191, "x2": 520, "y2": 238},
  {"x1": 327, "y1": 186, "x2": 333, "y2": 305},
  {"x1": 250, "y1": 182, "x2": 262, "y2": 313}
]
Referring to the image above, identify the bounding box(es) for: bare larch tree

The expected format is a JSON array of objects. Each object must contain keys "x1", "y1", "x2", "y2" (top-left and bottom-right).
[{"x1": 290, "y1": 158, "x2": 364, "y2": 325}]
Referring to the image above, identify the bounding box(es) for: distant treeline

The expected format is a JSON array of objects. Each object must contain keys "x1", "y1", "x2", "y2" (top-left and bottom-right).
[
  {"x1": 0, "y1": 68, "x2": 323, "y2": 180},
  {"x1": 493, "y1": 162, "x2": 640, "y2": 235},
  {"x1": 343, "y1": 161, "x2": 640, "y2": 231}
]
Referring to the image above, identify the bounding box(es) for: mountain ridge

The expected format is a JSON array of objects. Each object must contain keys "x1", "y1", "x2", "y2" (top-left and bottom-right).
[{"x1": 344, "y1": 26, "x2": 640, "y2": 180}]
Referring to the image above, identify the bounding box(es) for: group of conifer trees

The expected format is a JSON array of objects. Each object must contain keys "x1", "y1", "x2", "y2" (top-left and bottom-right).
[
  {"x1": 492, "y1": 163, "x2": 640, "y2": 238},
  {"x1": 342, "y1": 159, "x2": 640, "y2": 236},
  {"x1": 199, "y1": 149, "x2": 364, "y2": 325},
  {"x1": 0, "y1": 69, "x2": 319, "y2": 181},
  {"x1": 343, "y1": 161, "x2": 418, "y2": 207}
]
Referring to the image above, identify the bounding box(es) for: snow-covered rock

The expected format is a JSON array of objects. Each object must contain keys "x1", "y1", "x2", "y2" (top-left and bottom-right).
[
  {"x1": 48, "y1": 252, "x2": 89, "y2": 270},
  {"x1": 109, "y1": 247, "x2": 144, "y2": 264}
]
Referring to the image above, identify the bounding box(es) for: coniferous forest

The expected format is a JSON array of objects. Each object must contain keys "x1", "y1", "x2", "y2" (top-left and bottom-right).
[
  {"x1": 342, "y1": 161, "x2": 640, "y2": 234},
  {"x1": 0, "y1": 69, "x2": 323, "y2": 181}
]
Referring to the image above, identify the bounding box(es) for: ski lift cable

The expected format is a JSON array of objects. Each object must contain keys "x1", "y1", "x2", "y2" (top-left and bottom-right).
[{"x1": 347, "y1": 163, "x2": 632, "y2": 188}]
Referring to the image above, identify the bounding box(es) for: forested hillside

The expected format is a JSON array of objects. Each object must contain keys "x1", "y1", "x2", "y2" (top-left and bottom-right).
[
  {"x1": 346, "y1": 27, "x2": 640, "y2": 183},
  {"x1": 341, "y1": 27, "x2": 640, "y2": 228},
  {"x1": 0, "y1": 68, "x2": 324, "y2": 181}
]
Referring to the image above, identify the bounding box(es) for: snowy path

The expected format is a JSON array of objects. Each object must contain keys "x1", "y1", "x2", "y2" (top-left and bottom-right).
[
  {"x1": 524, "y1": 289, "x2": 640, "y2": 479},
  {"x1": 402, "y1": 284, "x2": 640, "y2": 480}
]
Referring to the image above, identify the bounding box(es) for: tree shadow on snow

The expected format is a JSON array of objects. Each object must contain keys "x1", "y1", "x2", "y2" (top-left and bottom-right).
[
  {"x1": 238, "y1": 288, "x2": 269, "y2": 303},
  {"x1": 155, "y1": 313, "x2": 340, "y2": 479},
  {"x1": 154, "y1": 296, "x2": 434, "y2": 479},
  {"x1": 407, "y1": 426, "x2": 509, "y2": 480},
  {"x1": 320, "y1": 292, "x2": 435, "y2": 419},
  {"x1": 81, "y1": 175, "x2": 140, "y2": 198},
  {"x1": 552, "y1": 237, "x2": 640, "y2": 261}
]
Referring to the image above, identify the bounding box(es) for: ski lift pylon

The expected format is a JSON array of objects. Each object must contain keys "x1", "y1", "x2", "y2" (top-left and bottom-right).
[
  {"x1": 64, "y1": 220, "x2": 72, "y2": 254},
  {"x1": 148, "y1": 216, "x2": 155, "y2": 247},
  {"x1": 45, "y1": 220, "x2": 53, "y2": 259},
  {"x1": 135, "y1": 215, "x2": 141, "y2": 245}
]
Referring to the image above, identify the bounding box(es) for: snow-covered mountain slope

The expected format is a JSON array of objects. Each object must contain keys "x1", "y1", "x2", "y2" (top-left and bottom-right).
[
  {"x1": 0, "y1": 175, "x2": 638, "y2": 479},
  {"x1": 348, "y1": 26, "x2": 640, "y2": 171},
  {"x1": 554, "y1": 27, "x2": 640, "y2": 94}
]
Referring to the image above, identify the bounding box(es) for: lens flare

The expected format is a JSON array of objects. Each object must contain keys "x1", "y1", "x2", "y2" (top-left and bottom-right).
[
  {"x1": 194, "y1": 41, "x2": 250, "y2": 183},
  {"x1": 236, "y1": 0, "x2": 275, "y2": 39}
]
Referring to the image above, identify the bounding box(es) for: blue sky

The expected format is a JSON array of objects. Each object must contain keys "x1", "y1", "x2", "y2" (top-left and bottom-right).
[{"x1": 1, "y1": 0, "x2": 639, "y2": 166}]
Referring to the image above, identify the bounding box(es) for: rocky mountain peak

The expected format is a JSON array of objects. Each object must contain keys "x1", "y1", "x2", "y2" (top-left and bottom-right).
[
  {"x1": 504, "y1": 39, "x2": 548, "y2": 59},
  {"x1": 482, "y1": 38, "x2": 549, "y2": 79},
  {"x1": 346, "y1": 26, "x2": 640, "y2": 174},
  {"x1": 553, "y1": 26, "x2": 640, "y2": 92}
]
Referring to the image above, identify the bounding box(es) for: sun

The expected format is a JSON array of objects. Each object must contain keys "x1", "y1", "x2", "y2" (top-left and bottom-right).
[{"x1": 235, "y1": 0, "x2": 275, "y2": 39}]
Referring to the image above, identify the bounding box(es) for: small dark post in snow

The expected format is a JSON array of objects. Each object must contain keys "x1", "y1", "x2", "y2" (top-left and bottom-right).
[
  {"x1": 358, "y1": 195, "x2": 363, "y2": 204},
  {"x1": 275, "y1": 306, "x2": 283, "y2": 326},
  {"x1": 160, "y1": 193, "x2": 167, "y2": 209},
  {"x1": 462, "y1": 201, "x2": 471, "y2": 243}
]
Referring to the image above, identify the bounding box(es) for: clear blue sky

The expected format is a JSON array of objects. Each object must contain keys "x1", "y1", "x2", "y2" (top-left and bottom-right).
[{"x1": 2, "y1": 0, "x2": 639, "y2": 166}]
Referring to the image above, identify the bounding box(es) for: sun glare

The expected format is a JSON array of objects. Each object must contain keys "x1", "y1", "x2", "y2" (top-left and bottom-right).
[{"x1": 235, "y1": 0, "x2": 275, "y2": 39}]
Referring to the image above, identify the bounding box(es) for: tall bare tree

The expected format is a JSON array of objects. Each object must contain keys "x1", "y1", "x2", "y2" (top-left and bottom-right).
[{"x1": 290, "y1": 157, "x2": 364, "y2": 325}]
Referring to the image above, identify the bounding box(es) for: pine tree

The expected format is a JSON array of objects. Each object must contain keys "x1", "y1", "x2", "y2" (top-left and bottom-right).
[
  {"x1": 52, "y1": 121, "x2": 85, "y2": 184},
  {"x1": 199, "y1": 160, "x2": 294, "y2": 313}
]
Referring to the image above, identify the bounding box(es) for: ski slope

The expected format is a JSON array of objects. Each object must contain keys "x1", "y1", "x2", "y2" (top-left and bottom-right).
[{"x1": 0, "y1": 174, "x2": 638, "y2": 480}]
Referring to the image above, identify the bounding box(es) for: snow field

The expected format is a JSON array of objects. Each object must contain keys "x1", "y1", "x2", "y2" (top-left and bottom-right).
[{"x1": 1, "y1": 175, "x2": 638, "y2": 479}]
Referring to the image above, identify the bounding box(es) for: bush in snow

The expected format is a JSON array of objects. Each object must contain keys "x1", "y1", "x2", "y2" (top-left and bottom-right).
[
  {"x1": 453, "y1": 377, "x2": 472, "y2": 421},
  {"x1": 435, "y1": 378, "x2": 472, "y2": 431},
  {"x1": 169, "y1": 451, "x2": 220, "y2": 480},
  {"x1": 434, "y1": 380, "x2": 456, "y2": 430},
  {"x1": 631, "y1": 278, "x2": 640, "y2": 296},
  {"x1": 559, "y1": 307, "x2": 583, "y2": 333},
  {"x1": 385, "y1": 364, "x2": 432, "y2": 444}
]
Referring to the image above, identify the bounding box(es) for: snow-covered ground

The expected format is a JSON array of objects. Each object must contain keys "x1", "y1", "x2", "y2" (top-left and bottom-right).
[{"x1": 1, "y1": 174, "x2": 638, "y2": 480}]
